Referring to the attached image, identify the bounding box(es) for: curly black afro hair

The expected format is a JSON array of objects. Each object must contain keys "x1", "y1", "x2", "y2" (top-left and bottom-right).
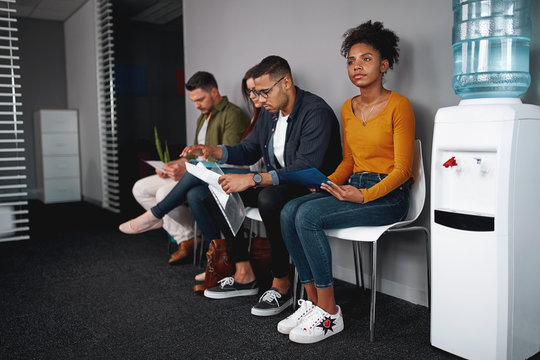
[{"x1": 340, "y1": 21, "x2": 400, "y2": 70}]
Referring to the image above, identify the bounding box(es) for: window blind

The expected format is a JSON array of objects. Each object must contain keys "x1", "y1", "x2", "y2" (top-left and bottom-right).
[
  {"x1": 0, "y1": 0, "x2": 28, "y2": 242},
  {"x1": 96, "y1": 0, "x2": 119, "y2": 213}
]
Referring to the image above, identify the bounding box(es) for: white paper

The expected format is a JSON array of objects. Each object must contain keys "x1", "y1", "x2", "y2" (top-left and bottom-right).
[
  {"x1": 207, "y1": 163, "x2": 246, "y2": 236},
  {"x1": 145, "y1": 160, "x2": 165, "y2": 173},
  {"x1": 185, "y1": 162, "x2": 229, "y2": 209}
]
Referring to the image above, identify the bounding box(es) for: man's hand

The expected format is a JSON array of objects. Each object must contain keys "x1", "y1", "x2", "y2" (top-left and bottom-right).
[
  {"x1": 161, "y1": 158, "x2": 188, "y2": 181},
  {"x1": 180, "y1": 145, "x2": 222, "y2": 160},
  {"x1": 218, "y1": 173, "x2": 255, "y2": 194},
  {"x1": 155, "y1": 168, "x2": 168, "y2": 178},
  {"x1": 320, "y1": 181, "x2": 365, "y2": 203}
]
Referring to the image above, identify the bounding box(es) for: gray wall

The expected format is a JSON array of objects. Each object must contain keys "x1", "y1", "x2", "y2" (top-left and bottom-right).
[
  {"x1": 18, "y1": 18, "x2": 68, "y2": 197},
  {"x1": 183, "y1": 0, "x2": 540, "y2": 305},
  {"x1": 65, "y1": 0, "x2": 103, "y2": 205},
  {"x1": 523, "y1": 0, "x2": 540, "y2": 105}
]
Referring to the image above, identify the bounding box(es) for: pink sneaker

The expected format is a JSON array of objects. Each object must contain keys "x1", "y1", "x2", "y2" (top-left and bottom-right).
[{"x1": 119, "y1": 210, "x2": 163, "y2": 234}]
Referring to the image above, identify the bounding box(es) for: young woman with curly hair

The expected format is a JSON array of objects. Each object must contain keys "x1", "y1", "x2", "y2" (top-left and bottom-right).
[{"x1": 278, "y1": 20, "x2": 415, "y2": 344}]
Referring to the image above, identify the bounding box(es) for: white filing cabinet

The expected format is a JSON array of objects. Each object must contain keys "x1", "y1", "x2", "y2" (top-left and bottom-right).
[{"x1": 34, "y1": 109, "x2": 81, "y2": 203}]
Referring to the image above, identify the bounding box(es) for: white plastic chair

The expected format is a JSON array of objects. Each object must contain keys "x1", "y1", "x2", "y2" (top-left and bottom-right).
[
  {"x1": 245, "y1": 207, "x2": 301, "y2": 309},
  {"x1": 324, "y1": 139, "x2": 430, "y2": 342}
]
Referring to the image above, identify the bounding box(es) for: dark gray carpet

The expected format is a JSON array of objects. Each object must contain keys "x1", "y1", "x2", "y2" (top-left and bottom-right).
[{"x1": 0, "y1": 201, "x2": 537, "y2": 360}]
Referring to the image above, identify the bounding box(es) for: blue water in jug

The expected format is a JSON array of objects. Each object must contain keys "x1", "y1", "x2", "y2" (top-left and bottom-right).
[{"x1": 452, "y1": 0, "x2": 531, "y2": 99}]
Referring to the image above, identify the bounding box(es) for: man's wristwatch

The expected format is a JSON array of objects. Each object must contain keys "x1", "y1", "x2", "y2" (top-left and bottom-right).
[{"x1": 252, "y1": 173, "x2": 263, "y2": 188}]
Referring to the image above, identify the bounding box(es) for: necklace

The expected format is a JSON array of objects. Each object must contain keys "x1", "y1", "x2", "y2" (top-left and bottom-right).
[{"x1": 360, "y1": 105, "x2": 375, "y2": 126}]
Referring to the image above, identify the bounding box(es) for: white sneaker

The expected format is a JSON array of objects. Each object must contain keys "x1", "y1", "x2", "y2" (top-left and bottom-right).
[
  {"x1": 277, "y1": 299, "x2": 315, "y2": 335},
  {"x1": 288, "y1": 305, "x2": 344, "y2": 344}
]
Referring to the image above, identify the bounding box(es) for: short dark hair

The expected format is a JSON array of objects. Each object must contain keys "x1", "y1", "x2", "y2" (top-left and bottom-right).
[
  {"x1": 251, "y1": 55, "x2": 293, "y2": 82},
  {"x1": 185, "y1": 71, "x2": 218, "y2": 92},
  {"x1": 340, "y1": 21, "x2": 400, "y2": 70}
]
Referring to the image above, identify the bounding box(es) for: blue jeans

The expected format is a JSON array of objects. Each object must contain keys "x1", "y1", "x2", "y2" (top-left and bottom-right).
[
  {"x1": 280, "y1": 172, "x2": 410, "y2": 289},
  {"x1": 150, "y1": 169, "x2": 250, "y2": 246}
]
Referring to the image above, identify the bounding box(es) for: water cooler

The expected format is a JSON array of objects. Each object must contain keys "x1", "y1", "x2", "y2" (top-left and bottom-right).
[
  {"x1": 430, "y1": 0, "x2": 540, "y2": 359},
  {"x1": 430, "y1": 98, "x2": 540, "y2": 359}
]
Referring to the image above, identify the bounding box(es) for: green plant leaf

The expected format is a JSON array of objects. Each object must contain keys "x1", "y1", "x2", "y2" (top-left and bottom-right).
[
  {"x1": 164, "y1": 141, "x2": 171, "y2": 163},
  {"x1": 154, "y1": 126, "x2": 164, "y2": 162}
]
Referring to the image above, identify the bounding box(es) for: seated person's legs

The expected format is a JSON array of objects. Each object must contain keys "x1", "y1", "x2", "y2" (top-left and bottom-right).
[
  {"x1": 132, "y1": 174, "x2": 173, "y2": 210},
  {"x1": 277, "y1": 193, "x2": 345, "y2": 342},
  {"x1": 119, "y1": 172, "x2": 204, "y2": 234},
  {"x1": 256, "y1": 184, "x2": 310, "y2": 289},
  {"x1": 247, "y1": 184, "x2": 309, "y2": 316},
  {"x1": 202, "y1": 187, "x2": 259, "y2": 298},
  {"x1": 155, "y1": 181, "x2": 197, "y2": 264},
  {"x1": 279, "y1": 180, "x2": 410, "y2": 343},
  {"x1": 155, "y1": 181, "x2": 194, "y2": 244},
  {"x1": 203, "y1": 183, "x2": 310, "y2": 317},
  {"x1": 151, "y1": 172, "x2": 204, "y2": 218},
  {"x1": 279, "y1": 193, "x2": 326, "y2": 290},
  {"x1": 185, "y1": 184, "x2": 221, "y2": 247}
]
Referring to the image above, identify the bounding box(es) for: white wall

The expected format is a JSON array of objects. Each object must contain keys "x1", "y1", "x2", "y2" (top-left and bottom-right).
[
  {"x1": 64, "y1": 0, "x2": 103, "y2": 205},
  {"x1": 182, "y1": 0, "x2": 540, "y2": 306}
]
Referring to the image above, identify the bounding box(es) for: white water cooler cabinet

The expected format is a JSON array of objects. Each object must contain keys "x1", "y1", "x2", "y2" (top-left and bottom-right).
[{"x1": 430, "y1": 98, "x2": 540, "y2": 360}]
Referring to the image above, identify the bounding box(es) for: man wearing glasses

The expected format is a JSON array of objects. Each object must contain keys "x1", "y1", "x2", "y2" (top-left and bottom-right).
[{"x1": 181, "y1": 55, "x2": 342, "y2": 316}]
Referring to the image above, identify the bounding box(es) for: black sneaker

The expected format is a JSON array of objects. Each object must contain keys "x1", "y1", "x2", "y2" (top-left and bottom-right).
[
  {"x1": 204, "y1": 277, "x2": 259, "y2": 299},
  {"x1": 251, "y1": 288, "x2": 293, "y2": 317}
]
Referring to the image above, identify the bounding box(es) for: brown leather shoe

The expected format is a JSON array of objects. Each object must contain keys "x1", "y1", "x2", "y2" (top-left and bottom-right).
[{"x1": 168, "y1": 238, "x2": 195, "y2": 264}]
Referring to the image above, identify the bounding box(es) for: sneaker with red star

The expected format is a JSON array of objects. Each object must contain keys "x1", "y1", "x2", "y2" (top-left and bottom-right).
[{"x1": 288, "y1": 305, "x2": 344, "y2": 344}]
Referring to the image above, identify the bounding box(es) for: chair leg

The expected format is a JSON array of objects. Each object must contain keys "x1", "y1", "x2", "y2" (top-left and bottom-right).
[
  {"x1": 353, "y1": 242, "x2": 365, "y2": 290},
  {"x1": 168, "y1": 234, "x2": 175, "y2": 254},
  {"x1": 352, "y1": 242, "x2": 360, "y2": 289},
  {"x1": 293, "y1": 267, "x2": 298, "y2": 309},
  {"x1": 192, "y1": 221, "x2": 198, "y2": 265},
  {"x1": 247, "y1": 219, "x2": 254, "y2": 253},
  {"x1": 370, "y1": 241, "x2": 377, "y2": 343},
  {"x1": 198, "y1": 235, "x2": 205, "y2": 267},
  {"x1": 358, "y1": 243, "x2": 365, "y2": 290}
]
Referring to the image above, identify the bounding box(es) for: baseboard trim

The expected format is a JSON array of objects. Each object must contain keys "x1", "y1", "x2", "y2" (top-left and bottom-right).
[{"x1": 333, "y1": 263, "x2": 428, "y2": 306}]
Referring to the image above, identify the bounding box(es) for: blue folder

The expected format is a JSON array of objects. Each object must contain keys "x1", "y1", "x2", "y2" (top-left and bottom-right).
[{"x1": 278, "y1": 168, "x2": 331, "y2": 189}]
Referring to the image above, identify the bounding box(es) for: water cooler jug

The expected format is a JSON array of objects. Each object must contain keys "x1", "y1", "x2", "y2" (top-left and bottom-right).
[
  {"x1": 452, "y1": 0, "x2": 531, "y2": 98},
  {"x1": 430, "y1": 99, "x2": 540, "y2": 359}
]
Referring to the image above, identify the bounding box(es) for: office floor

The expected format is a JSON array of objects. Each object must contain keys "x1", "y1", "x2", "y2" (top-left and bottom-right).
[{"x1": 0, "y1": 201, "x2": 537, "y2": 359}]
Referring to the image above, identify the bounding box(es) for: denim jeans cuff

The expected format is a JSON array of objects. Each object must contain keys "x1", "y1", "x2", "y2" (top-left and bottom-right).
[
  {"x1": 315, "y1": 281, "x2": 334, "y2": 289},
  {"x1": 150, "y1": 206, "x2": 163, "y2": 219},
  {"x1": 300, "y1": 279, "x2": 315, "y2": 285}
]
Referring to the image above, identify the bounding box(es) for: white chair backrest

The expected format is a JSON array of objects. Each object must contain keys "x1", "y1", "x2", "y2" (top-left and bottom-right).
[{"x1": 404, "y1": 139, "x2": 425, "y2": 222}]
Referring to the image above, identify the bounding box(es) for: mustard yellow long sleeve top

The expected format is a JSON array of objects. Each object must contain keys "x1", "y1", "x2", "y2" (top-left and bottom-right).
[{"x1": 328, "y1": 91, "x2": 415, "y2": 203}]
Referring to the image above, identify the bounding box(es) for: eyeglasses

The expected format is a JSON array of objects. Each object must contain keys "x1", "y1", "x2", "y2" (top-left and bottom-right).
[{"x1": 252, "y1": 76, "x2": 285, "y2": 99}]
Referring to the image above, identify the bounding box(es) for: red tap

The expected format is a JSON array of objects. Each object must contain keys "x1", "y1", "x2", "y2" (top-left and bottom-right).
[{"x1": 443, "y1": 156, "x2": 458, "y2": 168}]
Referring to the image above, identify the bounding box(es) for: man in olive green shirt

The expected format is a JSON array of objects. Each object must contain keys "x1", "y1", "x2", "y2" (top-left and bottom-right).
[{"x1": 132, "y1": 71, "x2": 250, "y2": 263}]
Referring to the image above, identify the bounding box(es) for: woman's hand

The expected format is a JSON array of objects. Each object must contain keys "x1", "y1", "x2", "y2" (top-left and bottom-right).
[{"x1": 320, "y1": 181, "x2": 364, "y2": 203}]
